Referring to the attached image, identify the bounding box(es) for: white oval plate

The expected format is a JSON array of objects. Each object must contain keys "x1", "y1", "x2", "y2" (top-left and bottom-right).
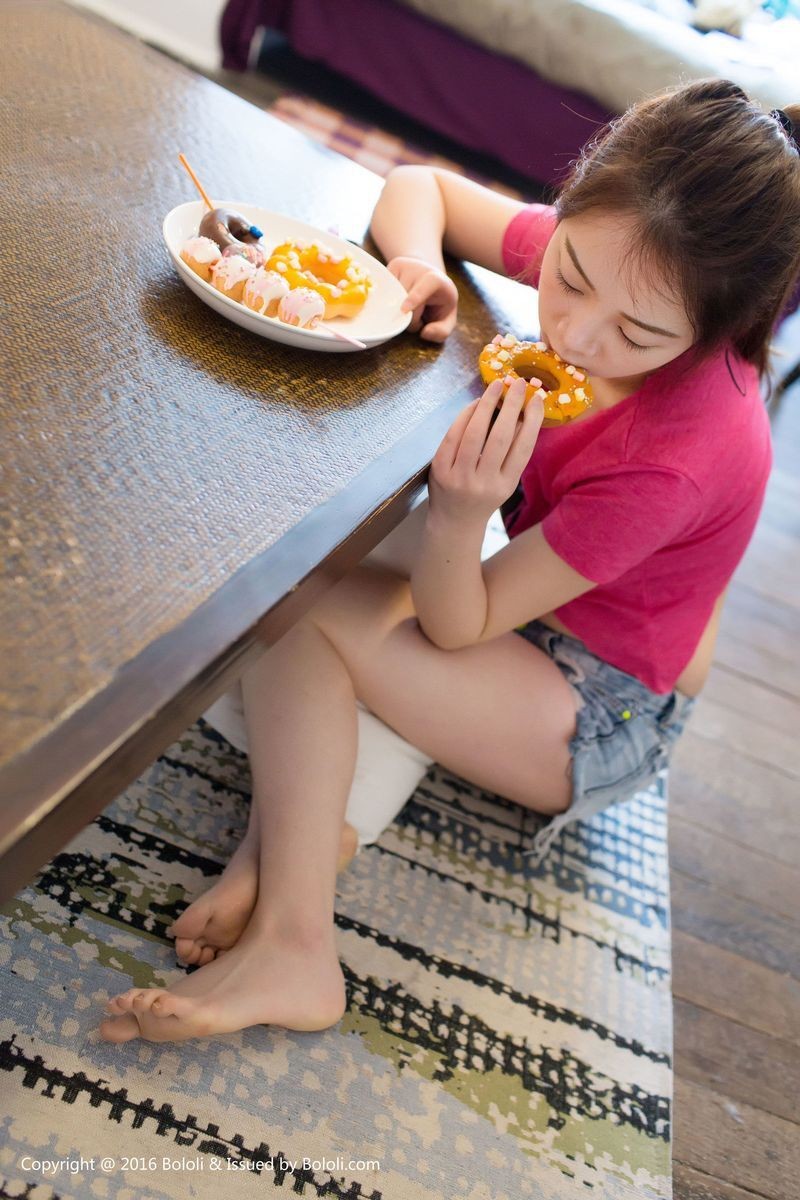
[{"x1": 163, "y1": 201, "x2": 412, "y2": 352}]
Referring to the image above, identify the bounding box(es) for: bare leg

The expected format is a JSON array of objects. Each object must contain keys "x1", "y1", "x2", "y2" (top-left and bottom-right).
[
  {"x1": 100, "y1": 621, "x2": 360, "y2": 1042},
  {"x1": 99, "y1": 565, "x2": 576, "y2": 1044},
  {"x1": 167, "y1": 500, "x2": 433, "y2": 963},
  {"x1": 166, "y1": 496, "x2": 438, "y2": 964}
]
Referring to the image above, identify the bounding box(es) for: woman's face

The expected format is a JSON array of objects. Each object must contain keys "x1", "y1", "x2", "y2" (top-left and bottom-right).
[{"x1": 536, "y1": 211, "x2": 695, "y2": 388}]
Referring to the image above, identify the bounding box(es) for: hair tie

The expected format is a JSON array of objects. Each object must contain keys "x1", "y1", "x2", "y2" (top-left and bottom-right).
[{"x1": 770, "y1": 108, "x2": 799, "y2": 151}]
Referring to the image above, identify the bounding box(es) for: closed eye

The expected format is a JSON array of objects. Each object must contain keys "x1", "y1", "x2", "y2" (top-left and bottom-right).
[
  {"x1": 557, "y1": 264, "x2": 655, "y2": 351},
  {"x1": 619, "y1": 328, "x2": 650, "y2": 353},
  {"x1": 555, "y1": 268, "x2": 581, "y2": 295}
]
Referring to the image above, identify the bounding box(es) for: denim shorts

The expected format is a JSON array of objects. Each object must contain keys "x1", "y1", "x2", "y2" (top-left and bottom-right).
[{"x1": 515, "y1": 620, "x2": 697, "y2": 864}]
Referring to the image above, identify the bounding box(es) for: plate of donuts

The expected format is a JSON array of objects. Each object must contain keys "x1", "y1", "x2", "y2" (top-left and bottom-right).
[{"x1": 163, "y1": 201, "x2": 412, "y2": 352}]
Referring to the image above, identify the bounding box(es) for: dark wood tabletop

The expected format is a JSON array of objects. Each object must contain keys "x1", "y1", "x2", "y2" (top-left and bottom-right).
[{"x1": 0, "y1": 0, "x2": 538, "y2": 902}]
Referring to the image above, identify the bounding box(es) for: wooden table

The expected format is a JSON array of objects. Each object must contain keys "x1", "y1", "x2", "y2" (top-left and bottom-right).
[{"x1": 0, "y1": 0, "x2": 535, "y2": 901}]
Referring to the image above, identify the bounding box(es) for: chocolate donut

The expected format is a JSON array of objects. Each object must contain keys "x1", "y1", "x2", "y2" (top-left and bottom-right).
[{"x1": 199, "y1": 207, "x2": 265, "y2": 266}]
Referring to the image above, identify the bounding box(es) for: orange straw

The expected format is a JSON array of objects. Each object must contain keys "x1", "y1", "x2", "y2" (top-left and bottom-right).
[{"x1": 178, "y1": 153, "x2": 215, "y2": 210}]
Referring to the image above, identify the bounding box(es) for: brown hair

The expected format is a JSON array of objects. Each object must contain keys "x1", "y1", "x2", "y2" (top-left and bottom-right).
[{"x1": 553, "y1": 79, "x2": 800, "y2": 377}]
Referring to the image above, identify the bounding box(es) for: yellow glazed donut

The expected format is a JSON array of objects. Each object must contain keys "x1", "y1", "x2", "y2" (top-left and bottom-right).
[
  {"x1": 479, "y1": 334, "x2": 594, "y2": 426},
  {"x1": 265, "y1": 241, "x2": 372, "y2": 320}
]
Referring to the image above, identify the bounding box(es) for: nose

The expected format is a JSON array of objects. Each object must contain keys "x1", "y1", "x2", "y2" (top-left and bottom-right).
[{"x1": 557, "y1": 314, "x2": 600, "y2": 362}]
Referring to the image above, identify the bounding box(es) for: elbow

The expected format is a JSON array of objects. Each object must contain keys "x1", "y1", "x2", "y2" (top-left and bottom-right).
[
  {"x1": 373, "y1": 164, "x2": 429, "y2": 208},
  {"x1": 391, "y1": 163, "x2": 434, "y2": 183},
  {"x1": 430, "y1": 634, "x2": 466, "y2": 652},
  {"x1": 415, "y1": 618, "x2": 479, "y2": 653},
  {"x1": 414, "y1": 616, "x2": 459, "y2": 652},
  {"x1": 369, "y1": 168, "x2": 404, "y2": 247}
]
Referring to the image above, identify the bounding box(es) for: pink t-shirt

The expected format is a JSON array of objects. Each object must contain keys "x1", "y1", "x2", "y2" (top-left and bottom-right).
[{"x1": 501, "y1": 205, "x2": 773, "y2": 694}]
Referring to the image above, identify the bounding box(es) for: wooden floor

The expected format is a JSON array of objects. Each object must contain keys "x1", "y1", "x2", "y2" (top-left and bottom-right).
[
  {"x1": 204, "y1": 52, "x2": 800, "y2": 1200},
  {"x1": 668, "y1": 318, "x2": 800, "y2": 1200}
]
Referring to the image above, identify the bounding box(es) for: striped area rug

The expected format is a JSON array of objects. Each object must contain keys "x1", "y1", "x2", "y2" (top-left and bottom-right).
[
  {"x1": 1, "y1": 717, "x2": 672, "y2": 1199},
  {"x1": 267, "y1": 92, "x2": 527, "y2": 197}
]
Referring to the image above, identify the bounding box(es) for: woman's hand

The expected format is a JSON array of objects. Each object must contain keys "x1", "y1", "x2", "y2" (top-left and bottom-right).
[
  {"x1": 428, "y1": 377, "x2": 544, "y2": 526},
  {"x1": 388, "y1": 256, "x2": 459, "y2": 342}
]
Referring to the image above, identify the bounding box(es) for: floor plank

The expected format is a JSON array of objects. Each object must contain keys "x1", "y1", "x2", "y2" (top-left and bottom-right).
[
  {"x1": 670, "y1": 871, "x2": 800, "y2": 978},
  {"x1": 689, "y1": 690, "x2": 800, "y2": 777},
  {"x1": 671, "y1": 931, "x2": 800, "y2": 1046},
  {"x1": 757, "y1": 466, "x2": 800, "y2": 539},
  {"x1": 715, "y1": 582, "x2": 800, "y2": 700},
  {"x1": 732, "y1": 522, "x2": 800, "y2": 610},
  {"x1": 674, "y1": 1162, "x2": 774, "y2": 1200},
  {"x1": 723, "y1": 577, "x2": 800, "y2": 643},
  {"x1": 668, "y1": 817, "x2": 800, "y2": 921},
  {"x1": 673, "y1": 1078, "x2": 800, "y2": 1200},
  {"x1": 698, "y1": 664, "x2": 800, "y2": 742},
  {"x1": 673, "y1": 998, "x2": 800, "y2": 1122},
  {"x1": 669, "y1": 737, "x2": 800, "y2": 865}
]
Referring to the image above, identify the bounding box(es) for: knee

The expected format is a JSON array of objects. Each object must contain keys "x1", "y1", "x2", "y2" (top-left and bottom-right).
[{"x1": 309, "y1": 564, "x2": 415, "y2": 640}]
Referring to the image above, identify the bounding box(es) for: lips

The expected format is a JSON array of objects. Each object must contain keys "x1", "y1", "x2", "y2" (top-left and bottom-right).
[{"x1": 552, "y1": 339, "x2": 590, "y2": 372}]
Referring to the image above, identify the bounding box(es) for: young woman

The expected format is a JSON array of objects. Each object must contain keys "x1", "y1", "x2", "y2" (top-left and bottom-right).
[{"x1": 100, "y1": 80, "x2": 799, "y2": 1044}]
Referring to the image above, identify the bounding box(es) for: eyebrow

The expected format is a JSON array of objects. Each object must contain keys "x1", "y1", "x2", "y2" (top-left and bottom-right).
[{"x1": 563, "y1": 236, "x2": 680, "y2": 339}]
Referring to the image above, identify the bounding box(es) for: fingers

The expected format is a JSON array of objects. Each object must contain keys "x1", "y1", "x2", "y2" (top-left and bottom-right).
[
  {"x1": 420, "y1": 310, "x2": 458, "y2": 343},
  {"x1": 400, "y1": 270, "x2": 458, "y2": 338},
  {"x1": 407, "y1": 305, "x2": 425, "y2": 334},
  {"x1": 500, "y1": 382, "x2": 545, "y2": 476},
  {"x1": 477, "y1": 377, "x2": 544, "y2": 475},
  {"x1": 431, "y1": 375, "x2": 543, "y2": 486},
  {"x1": 431, "y1": 397, "x2": 480, "y2": 474},
  {"x1": 457, "y1": 378, "x2": 507, "y2": 465},
  {"x1": 399, "y1": 280, "x2": 428, "y2": 315}
]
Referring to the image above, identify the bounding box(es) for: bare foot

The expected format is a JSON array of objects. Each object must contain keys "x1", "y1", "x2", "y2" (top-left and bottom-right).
[
  {"x1": 98, "y1": 921, "x2": 346, "y2": 1043},
  {"x1": 167, "y1": 821, "x2": 360, "y2": 967},
  {"x1": 167, "y1": 822, "x2": 260, "y2": 967}
]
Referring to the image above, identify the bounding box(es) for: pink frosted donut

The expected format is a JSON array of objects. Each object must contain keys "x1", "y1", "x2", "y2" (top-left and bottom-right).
[
  {"x1": 278, "y1": 286, "x2": 326, "y2": 329},
  {"x1": 180, "y1": 236, "x2": 222, "y2": 282},
  {"x1": 210, "y1": 254, "x2": 256, "y2": 303},
  {"x1": 222, "y1": 242, "x2": 266, "y2": 268},
  {"x1": 242, "y1": 268, "x2": 291, "y2": 317}
]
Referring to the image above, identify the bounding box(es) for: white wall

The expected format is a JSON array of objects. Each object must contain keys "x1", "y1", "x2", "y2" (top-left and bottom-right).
[{"x1": 67, "y1": 0, "x2": 229, "y2": 71}]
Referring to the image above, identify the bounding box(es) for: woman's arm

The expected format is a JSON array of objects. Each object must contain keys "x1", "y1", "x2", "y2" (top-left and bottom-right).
[
  {"x1": 409, "y1": 378, "x2": 594, "y2": 650},
  {"x1": 411, "y1": 513, "x2": 594, "y2": 651},
  {"x1": 369, "y1": 165, "x2": 527, "y2": 275},
  {"x1": 369, "y1": 167, "x2": 528, "y2": 340}
]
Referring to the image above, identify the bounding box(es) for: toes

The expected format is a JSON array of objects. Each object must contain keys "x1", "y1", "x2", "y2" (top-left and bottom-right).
[
  {"x1": 168, "y1": 903, "x2": 210, "y2": 941},
  {"x1": 175, "y1": 938, "x2": 204, "y2": 965},
  {"x1": 98, "y1": 1013, "x2": 140, "y2": 1043},
  {"x1": 148, "y1": 992, "x2": 195, "y2": 1021},
  {"x1": 109, "y1": 988, "x2": 143, "y2": 1012},
  {"x1": 197, "y1": 946, "x2": 217, "y2": 966},
  {"x1": 132, "y1": 990, "x2": 166, "y2": 1014}
]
